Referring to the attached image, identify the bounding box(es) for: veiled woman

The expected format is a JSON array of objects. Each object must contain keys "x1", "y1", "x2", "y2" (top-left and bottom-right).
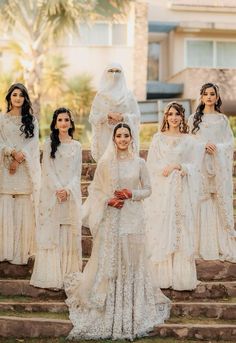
[
  {"x1": 65, "y1": 122, "x2": 170, "y2": 340},
  {"x1": 31, "y1": 108, "x2": 82, "y2": 289},
  {"x1": 145, "y1": 102, "x2": 203, "y2": 290},
  {"x1": 0, "y1": 83, "x2": 40, "y2": 264},
  {"x1": 89, "y1": 62, "x2": 140, "y2": 161}
]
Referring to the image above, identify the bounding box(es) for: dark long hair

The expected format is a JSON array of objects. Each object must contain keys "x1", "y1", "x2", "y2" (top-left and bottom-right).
[
  {"x1": 192, "y1": 83, "x2": 222, "y2": 134},
  {"x1": 50, "y1": 107, "x2": 75, "y2": 159},
  {"x1": 161, "y1": 102, "x2": 189, "y2": 133},
  {"x1": 6, "y1": 83, "x2": 34, "y2": 138}
]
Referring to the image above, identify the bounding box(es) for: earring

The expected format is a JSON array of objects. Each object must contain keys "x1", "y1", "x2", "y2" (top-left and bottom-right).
[{"x1": 128, "y1": 141, "x2": 134, "y2": 155}]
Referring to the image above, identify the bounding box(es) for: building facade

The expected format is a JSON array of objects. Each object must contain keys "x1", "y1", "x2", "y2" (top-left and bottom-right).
[{"x1": 148, "y1": 0, "x2": 236, "y2": 114}]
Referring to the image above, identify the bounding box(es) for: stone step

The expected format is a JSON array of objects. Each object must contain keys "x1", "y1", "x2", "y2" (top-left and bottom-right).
[
  {"x1": 1, "y1": 258, "x2": 235, "y2": 281},
  {"x1": 0, "y1": 316, "x2": 71, "y2": 338},
  {"x1": 0, "y1": 301, "x2": 67, "y2": 313},
  {"x1": 0, "y1": 299, "x2": 235, "y2": 320},
  {"x1": 172, "y1": 302, "x2": 236, "y2": 320},
  {"x1": 196, "y1": 259, "x2": 236, "y2": 281},
  {"x1": 1, "y1": 279, "x2": 235, "y2": 301},
  {"x1": 151, "y1": 323, "x2": 236, "y2": 341},
  {"x1": 0, "y1": 316, "x2": 235, "y2": 340},
  {"x1": 0, "y1": 280, "x2": 66, "y2": 300},
  {"x1": 162, "y1": 281, "x2": 236, "y2": 301}
]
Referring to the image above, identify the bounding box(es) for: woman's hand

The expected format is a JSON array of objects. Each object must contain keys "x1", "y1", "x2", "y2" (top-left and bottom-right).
[
  {"x1": 12, "y1": 151, "x2": 25, "y2": 163},
  {"x1": 108, "y1": 197, "x2": 124, "y2": 209},
  {"x1": 107, "y1": 112, "x2": 123, "y2": 125},
  {"x1": 205, "y1": 143, "x2": 216, "y2": 155},
  {"x1": 56, "y1": 189, "x2": 68, "y2": 202},
  {"x1": 162, "y1": 164, "x2": 181, "y2": 177},
  {"x1": 114, "y1": 188, "x2": 132, "y2": 200},
  {"x1": 9, "y1": 160, "x2": 19, "y2": 175}
]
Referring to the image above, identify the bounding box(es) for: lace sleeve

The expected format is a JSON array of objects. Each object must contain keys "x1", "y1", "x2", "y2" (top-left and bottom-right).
[{"x1": 132, "y1": 159, "x2": 151, "y2": 201}]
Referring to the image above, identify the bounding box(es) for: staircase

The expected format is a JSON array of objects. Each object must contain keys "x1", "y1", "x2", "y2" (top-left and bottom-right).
[{"x1": 0, "y1": 149, "x2": 236, "y2": 341}]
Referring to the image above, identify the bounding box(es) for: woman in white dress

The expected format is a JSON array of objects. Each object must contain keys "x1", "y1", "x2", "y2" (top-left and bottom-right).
[
  {"x1": 0, "y1": 83, "x2": 40, "y2": 265},
  {"x1": 188, "y1": 83, "x2": 236, "y2": 262},
  {"x1": 89, "y1": 62, "x2": 140, "y2": 161},
  {"x1": 65, "y1": 123, "x2": 170, "y2": 341},
  {"x1": 145, "y1": 102, "x2": 202, "y2": 290},
  {"x1": 30, "y1": 108, "x2": 82, "y2": 289}
]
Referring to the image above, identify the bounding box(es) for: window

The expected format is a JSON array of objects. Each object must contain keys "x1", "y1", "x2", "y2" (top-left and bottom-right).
[
  {"x1": 186, "y1": 39, "x2": 236, "y2": 68},
  {"x1": 147, "y1": 42, "x2": 160, "y2": 81},
  {"x1": 77, "y1": 23, "x2": 127, "y2": 46},
  {"x1": 112, "y1": 24, "x2": 127, "y2": 45},
  {"x1": 79, "y1": 23, "x2": 109, "y2": 46},
  {"x1": 216, "y1": 42, "x2": 236, "y2": 68}
]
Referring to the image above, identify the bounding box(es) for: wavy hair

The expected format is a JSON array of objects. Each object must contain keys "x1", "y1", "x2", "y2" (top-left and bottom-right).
[
  {"x1": 50, "y1": 107, "x2": 75, "y2": 159},
  {"x1": 6, "y1": 83, "x2": 34, "y2": 138},
  {"x1": 192, "y1": 83, "x2": 222, "y2": 134},
  {"x1": 161, "y1": 102, "x2": 189, "y2": 133}
]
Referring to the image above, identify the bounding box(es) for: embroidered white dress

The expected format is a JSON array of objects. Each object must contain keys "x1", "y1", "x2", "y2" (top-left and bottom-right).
[
  {"x1": 0, "y1": 114, "x2": 40, "y2": 264},
  {"x1": 30, "y1": 139, "x2": 82, "y2": 289},
  {"x1": 188, "y1": 113, "x2": 236, "y2": 262},
  {"x1": 145, "y1": 133, "x2": 202, "y2": 290},
  {"x1": 65, "y1": 156, "x2": 171, "y2": 340}
]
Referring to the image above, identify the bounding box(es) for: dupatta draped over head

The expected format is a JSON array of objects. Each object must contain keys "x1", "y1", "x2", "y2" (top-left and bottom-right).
[{"x1": 89, "y1": 62, "x2": 140, "y2": 161}]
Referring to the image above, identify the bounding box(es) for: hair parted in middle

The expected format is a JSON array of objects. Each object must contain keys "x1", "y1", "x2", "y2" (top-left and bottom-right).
[
  {"x1": 160, "y1": 101, "x2": 189, "y2": 133},
  {"x1": 192, "y1": 82, "x2": 222, "y2": 134},
  {"x1": 50, "y1": 107, "x2": 75, "y2": 159},
  {"x1": 113, "y1": 122, "x2": 132, "y2": 138}
]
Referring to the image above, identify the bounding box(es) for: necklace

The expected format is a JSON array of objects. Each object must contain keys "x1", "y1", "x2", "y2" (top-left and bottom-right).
[
  {"x1": 118, "y1": 151, "x2": 130, "y2": 160},
  {"x1": 59, "y1": 137, "x2": 72, "y2": 144}
]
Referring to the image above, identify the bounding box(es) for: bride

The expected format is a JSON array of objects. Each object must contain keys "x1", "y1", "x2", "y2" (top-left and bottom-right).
[{"x1": 65, "y1": 122, "x2": 170, "y2": 340}]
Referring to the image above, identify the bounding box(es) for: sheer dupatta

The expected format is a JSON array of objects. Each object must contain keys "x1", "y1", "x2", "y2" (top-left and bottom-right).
[{"x1": 65, "y1": 123, "x2": 138, "y2": 309}]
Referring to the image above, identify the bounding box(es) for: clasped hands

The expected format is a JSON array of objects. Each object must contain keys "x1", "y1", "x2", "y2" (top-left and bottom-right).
[
  {"x1": 9, "y1": 151, "x2": 25, "y2": 175},
  {"x1": 56, "y1": 189, "x2": 69, "y2": 203},
  {"x1": 107, "y1": 112, "x2": 123, "y2": 125},
  {"x1": 205, "y1": 142, "x2": 216, "y2": 155},
  {"x1": 162, "y1": 164, "x2": 186, "y2": 177},
  {"x1": 108, "y1": 188, "x2": 132, "y2": 209}
]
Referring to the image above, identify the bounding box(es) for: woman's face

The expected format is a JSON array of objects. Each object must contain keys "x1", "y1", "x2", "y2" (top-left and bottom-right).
[
  {"x1": 56, "y1": 112, "x2": 71, "y2": 134},
  {"x1": 114, "y1": 127, "x2": 132, "y2": 151},
  {"x1": 10, "y1": 88, "x2": 25, "y2": 109},
  {"x1": 166, "y1": 106, "x2": 182, "y2": 130},
  {"x1": 201, "y1": 87, "x2": 218, "y2": 107}
]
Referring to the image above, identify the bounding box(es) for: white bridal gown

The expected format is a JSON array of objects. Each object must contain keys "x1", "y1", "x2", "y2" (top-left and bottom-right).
[
  {"x1": 188, "y1": 113, "x2": 236, "y2": 262},
  {"x1": 0, "y1": 113, "x2": 40, "y2": 264},
  {"x1": 30, "y1": 139, "x2": 82, "y2": 289},
  {"x1": 65, "y1": 156, "x2": 171, "y2": 340},
  {"x1": 145, "y1": 133, "x2": 202, "y2": 290}
]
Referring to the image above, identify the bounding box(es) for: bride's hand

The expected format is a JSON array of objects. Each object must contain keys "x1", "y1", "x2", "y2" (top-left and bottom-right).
[
  {"x1": 108, "y1": 197, "x2": 124, "y2": 209},
  {"x1": 114, "y1": 189, "x2": 132, "y2": 200},
  {"x1": 9, "y1": 160, "x2": 19, "y2": 175}
]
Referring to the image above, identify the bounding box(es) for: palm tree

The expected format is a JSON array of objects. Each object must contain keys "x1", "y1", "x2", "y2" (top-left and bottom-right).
[{"x1": 0, "y1": 0, "x2": 130, "y2": 116}]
